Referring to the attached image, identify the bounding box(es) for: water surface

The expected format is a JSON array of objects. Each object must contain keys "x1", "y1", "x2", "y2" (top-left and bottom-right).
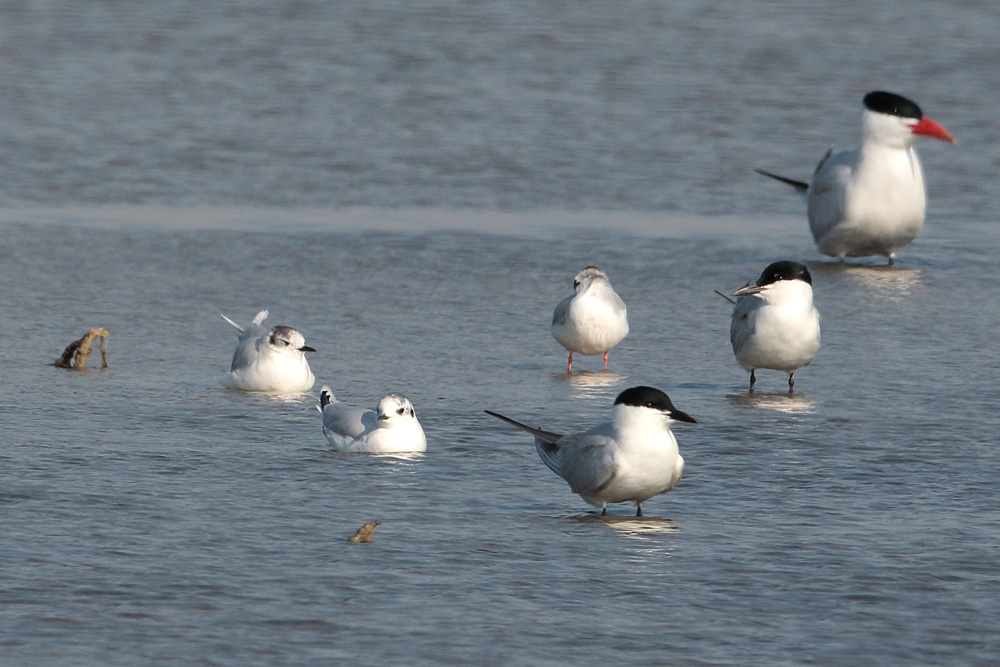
[{"x1": 2, "y1": 1, "x2": 1000, "y2": 664}]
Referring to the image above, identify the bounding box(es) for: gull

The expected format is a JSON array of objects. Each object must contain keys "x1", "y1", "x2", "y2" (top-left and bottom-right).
[
  {"x1": 730, "y1": 261, "x2": 821, "y2": 392},
  {"x1": 319, "y1": 386, "x2": 426, "y2": 453},
  {"x1": 756, "y1": 90, "x2": 955, "y2": 265},
  {"x1": 486, "y1": 385, "x2": 696, "y2": 516},
  {"x1": 551, "y1": 266, "x2": 629, "y2": 372},
  {"x1": 221, "y1": 310, "x2": 315, "y2": 393}
]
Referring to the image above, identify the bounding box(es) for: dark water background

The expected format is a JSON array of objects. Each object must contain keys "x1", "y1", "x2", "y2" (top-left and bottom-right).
[{"x1": 2, "y1": 2, "x2": 999, "y2": 664}]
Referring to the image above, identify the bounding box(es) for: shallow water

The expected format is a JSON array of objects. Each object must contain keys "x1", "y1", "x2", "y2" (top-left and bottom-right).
[{"x1": 2, "y1": 1, "x2": 1000, "y2": 665}]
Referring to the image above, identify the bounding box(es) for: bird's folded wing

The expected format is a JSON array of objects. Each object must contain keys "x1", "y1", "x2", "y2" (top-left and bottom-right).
[
  {"x1": 324, "y1": 403, "x2": 377, "y2": 440},
  {"x1": 560, "y1": 435, "x2": 617, "y2": 497}
]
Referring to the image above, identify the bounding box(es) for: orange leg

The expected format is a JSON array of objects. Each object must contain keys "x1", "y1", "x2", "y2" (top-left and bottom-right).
[
  {"x1": 567, "y1": 352, "x2": 574, "y2": 373},
  {"x1": 603, "y1": 351, "x2": 609, "y2": 371}
]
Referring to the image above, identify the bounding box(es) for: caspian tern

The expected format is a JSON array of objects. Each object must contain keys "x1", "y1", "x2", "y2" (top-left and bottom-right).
[{"x1": 756, "y1": 91, "x2": 955, "y2": 265}]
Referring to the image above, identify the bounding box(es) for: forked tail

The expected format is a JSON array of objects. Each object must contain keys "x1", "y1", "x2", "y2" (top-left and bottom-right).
[{"x1": 753, "y1": 168, "x2": 809, "y2": 193}]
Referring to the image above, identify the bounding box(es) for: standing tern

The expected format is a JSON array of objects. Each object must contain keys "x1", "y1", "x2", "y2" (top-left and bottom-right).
[
  {"x1": 221, "y1": 310, "x2": 316, "y2": 393},
  {"x1": 486, "y1": 386, "x2": 696, "y2": 516},
  {"x1": 551, "y1": 266, "x2": 629, "y2": 372},
  {"x1": 730, "y1": 261, "x2": 821, "y2": 393},
  {"x1": 756, "y1": 91, "x2": 955, "y2": 265},
  {"x1": 319, "y1": 386, "x2": 426, "y2": 453}
]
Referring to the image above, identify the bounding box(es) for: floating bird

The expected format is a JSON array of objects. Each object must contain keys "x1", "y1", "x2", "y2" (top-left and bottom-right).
[
  {"x1": 730, "y1": 261, "x2": 821, "y2": 393},
  {"x1": 551, "y1": 266, "x2": 629, "y2": 372},
  {"x1": 319, "y1": 386, "x2": 426, "y2": 453},
  {"x1": 756, "y1": 91, "x2": 955, "y2": 265},
  {"x1": 221, "y1": 310, "x2": 315, "y2": 393},
  {"x1": 486, "y1": 386, "x2": 695, "y2": 516}
]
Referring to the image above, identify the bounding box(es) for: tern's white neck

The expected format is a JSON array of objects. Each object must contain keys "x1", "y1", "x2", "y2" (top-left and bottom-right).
[
  {"x1": 756, "y1": 279, "x2": 814, "y2": 307},
  {"x1": 861, "y1": 109, "x2": 919, "y2": 151},
  {"x1": 611, "y1": 404, "x2": 669, "y2": 436}
]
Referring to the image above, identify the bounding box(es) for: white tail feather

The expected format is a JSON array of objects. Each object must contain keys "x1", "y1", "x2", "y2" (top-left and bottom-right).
[{"x1": 220, "y1": 313, "x2": 243, "y2": 333}]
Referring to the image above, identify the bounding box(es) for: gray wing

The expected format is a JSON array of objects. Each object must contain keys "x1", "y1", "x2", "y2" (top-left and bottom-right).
[
  {"x1": 551, "y1": 294, "x2": 573, "y2": 327},
  {"x1": 807, "y1": 147, "x2": 854, "y2": 243},
  {"x1": 229, "y1": 337, "x2": 259, "y2": 372},
  {"x1": 558, "y1": 429, "x2": 618, "y2": 497},
  {"x1": 324, "y1": 402, "x2": 377, "y2": 440},
  {"x1": 730, "y1": 295, "x2": 759, "y2": 356}
]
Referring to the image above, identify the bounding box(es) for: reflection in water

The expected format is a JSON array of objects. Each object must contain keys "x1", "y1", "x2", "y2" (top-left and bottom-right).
[
  {"x1": 571, "y1": 513, "x2": 680, "y2": 537},
  {"x1": 223, "y1": 388, "x2": 319, "y2": 406},
  {"x1": 810, "y1": 261, "x2": 922, "y2": 299},
  {"x1": 726, "y1": 392, "x2": 816, "y2": 413},
  {"x1": 319, "y1": 449, "x2": 426, "y2": 463},
  {"x1": 560, "y1": 371, "x2": 627, "y2": 398},
  {"x1": 373, "y1": 452, "x2": 426, "y2": 462}
]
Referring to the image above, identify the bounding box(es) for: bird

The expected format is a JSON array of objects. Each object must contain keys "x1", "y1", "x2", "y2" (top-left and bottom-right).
[
  {"x1": 730, "y1": 261, "x2": 821, "y2": 393},
  {"x1": 551, "y1": 266, "x2": 629, "y2": 372},
  {"x1": 485, "y1": 385, "x2": 696, "y2": 516},
  {"x1": 221, "y1": 310, "x2": 316, "y2": 393},
  {"x1": 319, "y1": 386, "x2": 426, "y2": 453},
  {"x1": 755, "y1": 90, "x2": 955, "y2": 265}
]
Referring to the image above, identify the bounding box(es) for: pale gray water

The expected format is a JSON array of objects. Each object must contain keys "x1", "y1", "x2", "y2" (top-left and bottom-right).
[{"x1": 2, "y1": 2, "x2": 1000, "y2": 665}]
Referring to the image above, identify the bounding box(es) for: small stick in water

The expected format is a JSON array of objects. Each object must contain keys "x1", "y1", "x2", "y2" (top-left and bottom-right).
[
  {"x1": 347, "y1": 520, "x2": 380, "y2": 543},
  {"x1": 55, "y1": 328, "x2": 110, "y2": 370}
]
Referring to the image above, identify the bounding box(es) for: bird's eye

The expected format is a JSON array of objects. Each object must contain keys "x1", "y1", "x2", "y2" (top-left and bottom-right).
[
  {"x1": 396, "y1": 407, "x2": 405, "y2": 415},
  {"x1": 409, "y1": 408, "x2": 415, "y2": 417}
]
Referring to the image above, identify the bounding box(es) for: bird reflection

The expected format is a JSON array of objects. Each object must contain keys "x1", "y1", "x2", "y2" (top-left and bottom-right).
[
  {"x1": 572, "y1": 513, "x2": 680, "y2": 537},
  {"x1": 560, "y1": 370, "x2": 627, "y2": 398},
  {"x1": 810, "y1": 261, "x2": 922, "y2": 299},
  {"x1": 726, "y1": 391, "x2": 816, "y2": 413}
]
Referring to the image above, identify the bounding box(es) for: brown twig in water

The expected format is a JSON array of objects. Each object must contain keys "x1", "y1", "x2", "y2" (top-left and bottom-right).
[
  {"x1": 56, "y1": 328, "x2": 110, "y2": 370},
  {"x1": 347, "y1": 520, "x2": 380, "y2": 543}
]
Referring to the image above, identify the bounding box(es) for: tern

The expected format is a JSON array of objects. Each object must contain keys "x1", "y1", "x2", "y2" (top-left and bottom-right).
[
  {"x1": 221, "y1": 310, "x2": 316, "y2": 393},
  {"x1": 551, "y1": 266, "x2": 629, "y2": 372},
  {"x1": 319, "y1": 387, "x2": 426, "y2": 453},
  {"x1": 730, "y1": 261, "x2": 821, "y2": 393},
  {"x1": 486, "y1": 386, "x2": 696, "y2": 516},
  {"x1": 756, "y1": 91, "x2": 955, "y2": 265}
]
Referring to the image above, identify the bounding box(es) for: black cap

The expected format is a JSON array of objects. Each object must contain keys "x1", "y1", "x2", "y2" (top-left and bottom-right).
[
  {"x1": 757, "y1": 260, "x2": 812, "y2": 287},
  {"x1": 614, "y1": 386, "x2": 697, "y2": 423},
  {"x1": 863, "y1": 91, "x2": 922, "y2": 120}
]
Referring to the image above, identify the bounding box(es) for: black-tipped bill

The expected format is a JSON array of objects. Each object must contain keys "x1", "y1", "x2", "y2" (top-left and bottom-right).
[
  {"x1": 669, "y1": 409, "x2": 698, "y2": 424},
  {"x1": 731, "y1": 282, "x2": 763, "y2": 297},
  {"x1": 299, "y1": 345, "x2": 316, "y2": 352}
]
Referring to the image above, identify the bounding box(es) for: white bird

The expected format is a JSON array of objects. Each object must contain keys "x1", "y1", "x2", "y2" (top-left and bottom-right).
[
  {"x1": 319, "y1": 386, "x2": 426, "y2": 453},
  {"x1": 551, "y1": 266, "x2": 629, "y2": 372},
  {"x1": 730, "y1": 261, "x2": 821, "y2": 393},
  {"x1": 486, "y1": 386, "x2": 696, "y2": 516},
  {"x1": 756, "y1": 90, "x2": 955, "y2": 265},
  {"x1": 221, "y1": 310, "x2": 316, "y2": 393}
]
